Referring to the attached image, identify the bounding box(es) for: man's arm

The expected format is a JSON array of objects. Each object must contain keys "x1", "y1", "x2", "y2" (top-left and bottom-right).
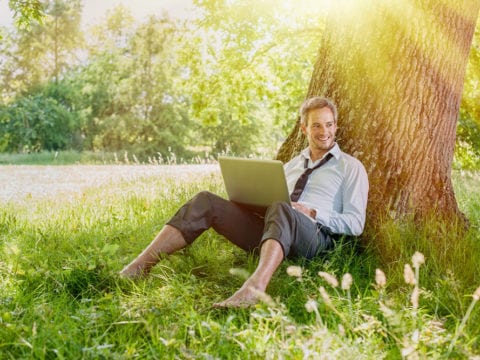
[{"x1": 314, "y1": 160, "x2": 369, "y2": 236}]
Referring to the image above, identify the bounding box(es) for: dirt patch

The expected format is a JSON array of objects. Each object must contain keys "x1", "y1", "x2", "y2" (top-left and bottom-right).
[{"x1": 0, "y1": 164, "x2": 218, "y2": 203}]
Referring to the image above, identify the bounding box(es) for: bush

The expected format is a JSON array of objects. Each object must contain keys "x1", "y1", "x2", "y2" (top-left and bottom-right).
[
  {"x1": 0, "y1": 93, "x2": 82, "y2": 153},
  {"x1": 453, "y1": 140, "x2": 480, "y2": 170}
]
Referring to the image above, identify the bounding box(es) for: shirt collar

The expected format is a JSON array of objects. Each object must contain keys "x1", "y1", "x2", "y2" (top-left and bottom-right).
[{"x1": 301, "y1": 143, "x2": 341, "y2": 162}]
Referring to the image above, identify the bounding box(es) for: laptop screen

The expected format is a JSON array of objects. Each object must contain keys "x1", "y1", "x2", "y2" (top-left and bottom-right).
[{"x1": 218, "y1": 156, "x2": 290, "y2": 210}]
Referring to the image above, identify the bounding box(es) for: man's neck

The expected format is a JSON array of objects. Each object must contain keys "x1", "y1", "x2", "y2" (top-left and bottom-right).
[{"x1": 309, "y1": 145, "x2": 334, "y2": 162}]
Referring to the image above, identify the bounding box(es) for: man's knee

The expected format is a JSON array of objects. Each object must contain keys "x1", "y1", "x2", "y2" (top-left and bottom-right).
[
  {"x1": 266, "y1": 201, "x2": 294, "y2": 219},
  {"x1": 188, "y1": 191, "x2": 232, "y2": 220},
  {"x1": 168, "y1": 191, "x2": 221, "y2": 244},
  {"x1": 193, "y1": 190, "x2": 215, "y2": 202},
  {"x1": 189, "y1": 191, "x2": 222, "y2": 209}
]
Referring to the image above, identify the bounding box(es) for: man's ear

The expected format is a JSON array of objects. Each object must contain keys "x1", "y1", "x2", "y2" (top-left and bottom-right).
[{"x1": 300, "y1": 122, "x2": 307, "y2": 135}]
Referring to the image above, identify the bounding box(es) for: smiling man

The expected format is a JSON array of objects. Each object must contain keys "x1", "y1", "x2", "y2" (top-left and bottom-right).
[{"x1": 120, "y1": 96, "x2": 369, "y2": 308}]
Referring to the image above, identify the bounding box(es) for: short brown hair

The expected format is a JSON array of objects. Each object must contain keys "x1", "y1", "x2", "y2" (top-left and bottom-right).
[{"x1": 300, "y1": 97, "x2": 338, "y2": 125}]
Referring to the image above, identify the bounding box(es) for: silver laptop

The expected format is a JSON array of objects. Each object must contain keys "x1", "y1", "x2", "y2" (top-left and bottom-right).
[{"x1": 218, "y1": 156, "x2": 290, "y2": 210}]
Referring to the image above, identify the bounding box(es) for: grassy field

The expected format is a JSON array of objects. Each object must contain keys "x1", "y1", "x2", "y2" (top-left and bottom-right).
[
  {"x1": 0, "y1": 150, "x2": 217, "y2": 166},
  {"x1": 0, "y1": 165, "x2": 479, "y2": 359}
]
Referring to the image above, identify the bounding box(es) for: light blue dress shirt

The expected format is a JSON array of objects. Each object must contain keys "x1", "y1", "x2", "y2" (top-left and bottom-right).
[{"x1": 284, "y1": 143, "x2": 369, "y2": 236}]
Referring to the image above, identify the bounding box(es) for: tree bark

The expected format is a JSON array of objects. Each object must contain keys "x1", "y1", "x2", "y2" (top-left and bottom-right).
[{"x1": 278, "y1": 0, "x2": 479, "y2": 225}]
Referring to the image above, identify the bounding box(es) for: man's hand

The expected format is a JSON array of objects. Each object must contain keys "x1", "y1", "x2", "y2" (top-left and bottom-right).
[{"x1": 291, "y1": 202, "x2": 316, "y2": 219}]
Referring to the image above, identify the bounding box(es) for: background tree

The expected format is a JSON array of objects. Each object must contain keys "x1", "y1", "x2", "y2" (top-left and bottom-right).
[
  {"x1": 122, "y1": 16, "x2": 191, "y2": 159},
  {"x1": 179, "y1": 0, "x2": 324, "y2": 155},
  {"x1": 457, "y1": 17, "x2": 480, "y2": 169},
  {"x1": 76, "y1": 6, "x2": 135, "y2": 150},
  {"x1": 7, "y1": 0, "x2": 44, "y2": 30},
  {"x1": 74, "y1": 8, "x2": 191, "y2": 160},
  {"x1": 278, "y1": 0, "x2": 480, "y2": 227},
  {"x1": 3, "y1": 0, "x2": 82, "y2": 93},
  {"x1": 47, "y1": 0, "x2": 82, "y2": 83}
]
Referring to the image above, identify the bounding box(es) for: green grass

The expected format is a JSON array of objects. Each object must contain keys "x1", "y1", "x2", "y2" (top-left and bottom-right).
[
  {"x1": 0, "y1": 150, "x2": 200, "y2": 165},
  {"x1": 0, "y1": 150, "x2": 117, "y2": 165},
  {"x1": 0, "y1": 150, "x2": 220, "y2": 165},
  {"x1": 1, "y1": 168, "x2": 480, "y2": 358}
]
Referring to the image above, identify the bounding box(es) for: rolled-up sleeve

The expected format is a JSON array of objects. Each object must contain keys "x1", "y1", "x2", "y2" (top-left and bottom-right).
[
  {"x1": 319, "y1": 159, "x2": 369, "y2": 235},
  {"x1": 285, "y1": 145, "x2": 369, "y2": 237}
]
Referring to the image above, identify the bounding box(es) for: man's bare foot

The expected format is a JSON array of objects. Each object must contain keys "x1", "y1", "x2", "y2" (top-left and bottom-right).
[
  {"x1": 119, "y1": 263, "x2": 148, "y2": 280},
  {"x1": 212, "y1": 282, "x2": 265, "y2": 309}
]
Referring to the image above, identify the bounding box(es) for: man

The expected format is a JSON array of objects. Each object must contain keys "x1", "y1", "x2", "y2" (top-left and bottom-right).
[{"x1": 120, "y1": 97, "x2": 369, "y2": 308}]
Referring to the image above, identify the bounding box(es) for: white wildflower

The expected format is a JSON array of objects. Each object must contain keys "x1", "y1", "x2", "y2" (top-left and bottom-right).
[
  {"x1": 375, "y1": 269, "x2": 387, "y2": 288},
  {"x1": 305, "y1": 299, "x2": 318, "y2": 313},
  {"x1": 379, "y1": 301, "x2": 395, "y2": 317},
  {"x1": 318, "y1": 271, "x2": 339, "y2": 288},
  {"x1": 473, "y1": 286, "x2": 480, "y2": 301},
  {"x1": 319, "y1": 286, "x2": 332, "y2": 306},
  {"x1": 411, "y1": 329, "x2": 420, "y2": 343},
  {"x1": 285, "y1": 325, "x2": 297, "y2": 334},
  {"x1": 404, "y1": 264, "x2": 416, "y2": 285},
  {"x1": 248, "y1": 286, "x2": 275, "y2": 306},
  {"x1": 401, "y1": 346, "x2": 416, "y2": 358},
  {"x1": 229, "y1": 268, "x2": 250, "y2": 280},
  {"x1": 412, "y1": 252, "x2": 425, "y2": 268},
  {"x1": 341, "y1": 273, "x2": 353, "y2": 290},
  {"x1": 286, "y1": 265, "x2": 302, "y2": 278}
]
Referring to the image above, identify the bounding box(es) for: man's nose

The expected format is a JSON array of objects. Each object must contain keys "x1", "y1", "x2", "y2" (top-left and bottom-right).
[{"x1": 317, "y1": 125, "x2": 327, "y2": 133}]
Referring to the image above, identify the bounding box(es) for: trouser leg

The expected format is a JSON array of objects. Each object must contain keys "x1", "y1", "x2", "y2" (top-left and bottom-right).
[
  {"x1": 167, "y1": 193, "x2": 334, "y2": 258},
  {"x1": 167, "y1": 191, "x2": 265, "y2": 251},
  {"x1": 261, "y1": 201, "x2": 334, "y2": 259}
]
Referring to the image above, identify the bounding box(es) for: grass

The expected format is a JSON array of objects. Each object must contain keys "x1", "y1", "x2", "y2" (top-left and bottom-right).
[
  {"x1": 1, "y1": 167, "x2": 480, "y2": 358},
  {"x1": 0, "y1": 149, "x2": 231, "y2": 166},
  {"x1": 0, "y1": 150, "x2": 118, "y2": 165},
  {"x1": 0, "y1": 150, "x2": 206, "y2": 165}
]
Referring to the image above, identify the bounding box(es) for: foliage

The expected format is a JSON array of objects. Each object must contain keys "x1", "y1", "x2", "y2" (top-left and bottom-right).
[
  {"x1": 1, "y1": 0, "x2": 82, "y2": 96},
  {"x1": 0, "y1": 0, "x2": 479, "y2": 163},
  {"x1": 8, "y1": 0, "x2": 44, "y2": 30},
  {"x1": 453, "y1": 140, "x2": 480, "y2": 170},
  {"x1": 0, "y1": 90, "x2": 81, "y2": 152},
  {"x1": 0, "y1": 0, "x2": 324, "y2": 158},
  {"x1": 459, "y1": 16, "x2": 480, "y2": 167},
  {"x1": 79, "y1": 12, "x2": 193, "y2": 160},
  {"x1": 180, "y1": 0, "x2": 324, "y2": 154},
  {"x1": 0, "y1": 167, "x2": 479, "y2": 358}
]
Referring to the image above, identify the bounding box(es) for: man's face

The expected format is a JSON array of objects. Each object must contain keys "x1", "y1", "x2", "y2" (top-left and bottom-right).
[{"x1": 301, "y1": 107, "x2": 337, "y2": 155}]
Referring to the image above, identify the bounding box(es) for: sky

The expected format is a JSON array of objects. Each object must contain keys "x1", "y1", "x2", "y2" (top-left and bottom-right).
[{"x1": 0, "y1": 0, "x2": 196, "y2": 28}]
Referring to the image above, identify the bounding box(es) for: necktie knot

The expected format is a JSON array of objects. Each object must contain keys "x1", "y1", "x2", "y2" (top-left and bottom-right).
[{"x1": 290, "y1": 153, "x2": 333, "y2": 202}]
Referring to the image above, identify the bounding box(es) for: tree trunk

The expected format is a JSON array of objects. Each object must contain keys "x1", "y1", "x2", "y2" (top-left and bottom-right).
[{"x1": 278, "y1": 0, "x2": 479, "y2": 225}]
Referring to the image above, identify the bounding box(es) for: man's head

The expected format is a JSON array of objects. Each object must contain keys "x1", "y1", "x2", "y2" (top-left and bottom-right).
[
  {"x1": 300, "y1": 97, "x2": 338, "y2": 126},
  {"x1": 300, "y1": 97, "x2": 338, "y2": 159}
]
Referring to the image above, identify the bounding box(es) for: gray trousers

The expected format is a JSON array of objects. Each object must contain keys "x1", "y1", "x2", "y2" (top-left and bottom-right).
[{"x1": 167, "y1": 191, "x2": 334, "y2": 259}]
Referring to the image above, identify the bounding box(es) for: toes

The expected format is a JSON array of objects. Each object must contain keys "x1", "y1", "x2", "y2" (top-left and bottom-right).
[
  {"x1": 119, "y1": 265, "x2": 146, "y2": 280},
  {"x1": 212, "y1": 288, "x2": 259, "y2": 309}
]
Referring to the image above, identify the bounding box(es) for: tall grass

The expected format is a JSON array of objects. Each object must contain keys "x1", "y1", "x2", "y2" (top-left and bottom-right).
[
  {"x1": 0, "y1": 168, "x2": 479, "y2": 358},
  {"x1": 0, "y1": 148, "x2": 268, "y2": 166},
  {"x1": 0, "y1": 150, "x2": 196, "y2": 165},
  {"x1": 0, "y1": 150, "x2": 117, "y2": 165}
]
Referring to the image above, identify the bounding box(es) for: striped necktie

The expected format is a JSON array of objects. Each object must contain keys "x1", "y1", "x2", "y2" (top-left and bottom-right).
[{"x1": 290, "y1": 153, "x2": 333, "y2": 202}]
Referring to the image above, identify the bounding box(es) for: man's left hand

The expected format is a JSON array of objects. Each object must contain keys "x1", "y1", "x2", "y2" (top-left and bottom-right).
[{"x1": 291, "y1": 202, "x2": 316, "y2": 219}]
